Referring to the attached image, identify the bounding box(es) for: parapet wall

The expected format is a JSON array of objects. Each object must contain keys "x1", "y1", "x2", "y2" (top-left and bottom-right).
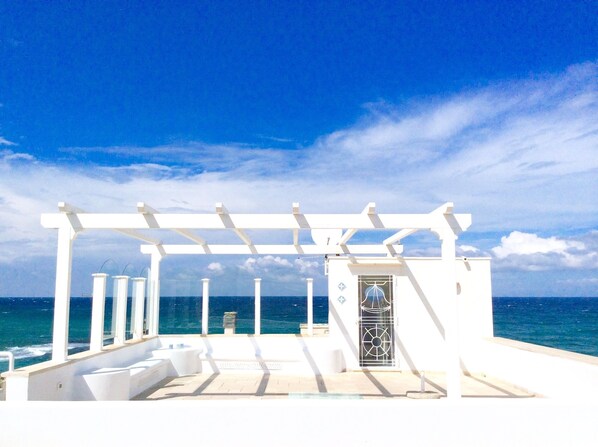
[{"x1": 462, "y1": 337, "x2": 598, "y2": 399}]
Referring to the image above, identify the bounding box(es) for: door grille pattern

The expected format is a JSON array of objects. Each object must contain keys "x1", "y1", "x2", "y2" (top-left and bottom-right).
[{"x1": 358, "y1": 275, "x2": 394, "y2": 367}]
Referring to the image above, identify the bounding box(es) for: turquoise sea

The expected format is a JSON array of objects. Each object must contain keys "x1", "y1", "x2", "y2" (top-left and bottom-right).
[{"x1": 1, "y1": 296, "x2": 597, "y2": 373}]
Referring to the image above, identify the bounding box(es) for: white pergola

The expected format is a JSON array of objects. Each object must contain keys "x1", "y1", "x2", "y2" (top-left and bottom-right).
[{"x1": 42, "y1": 201, "x2": 471, "y2": 398}]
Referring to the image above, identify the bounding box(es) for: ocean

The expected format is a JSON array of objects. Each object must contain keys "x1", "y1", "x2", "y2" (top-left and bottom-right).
[{"x1": 1, "y1": 296, "x2": 597, "y2": 373}]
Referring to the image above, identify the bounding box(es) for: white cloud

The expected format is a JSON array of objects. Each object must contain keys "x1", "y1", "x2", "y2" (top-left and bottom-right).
[
  {"x1": 0, "y1": 137, "x2": 16, "y2": 146},
  {"x1": 458, "y1": 245, "x2": 479, "y2": 254},
  {"x1": 492, "y1": 231, "x2": 582, "y2": 258},
  {"x1": 206, "y1": 262, "x2": 224, "y2": 275},
  {"x1": 491, "y1": 231, "x2": 597, "y2": 271},
  {"x1": 0, "y1": 62, "x2": 597, "y2": 294},
  {"x1": 294, "y1": 258, "x2": 320, "y2": 275},
  {"x1": 239, "y1": 256, "x2": 293, "y2": 274}
]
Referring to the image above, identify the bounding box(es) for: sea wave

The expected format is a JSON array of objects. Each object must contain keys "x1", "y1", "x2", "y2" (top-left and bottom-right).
[{"x1": 1, "y1": 343, "x2": 90, "y2": 361}]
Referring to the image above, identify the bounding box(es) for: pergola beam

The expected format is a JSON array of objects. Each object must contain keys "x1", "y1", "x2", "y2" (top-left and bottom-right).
[
  {"x1": 138, "y1": 202, "x2": 206, "y2": 245},
  {"x1": 42, "y1": 202, "x2": 472, "y2": 255},
  {"x1": 339, "y1": 229, "x2": 357, "y2": 245},
  {"x1": 216, "y1": 202, "x2": 253, "y2": 246},
  {"x1": 141, "y1": 244, "x2": 404, "y2": 256},
  {"x1": 41, "y1": 212, "x2": 470, "y2": 231},
  {"x1": 383, "y1": 228, "x2": 419, "y2": 246},
  {"x1": 339, "y1": 202, "x2": 377, "y2": 245},
  {"x1": 114, "y1": 229, "x2": 161, "y2": 245}
]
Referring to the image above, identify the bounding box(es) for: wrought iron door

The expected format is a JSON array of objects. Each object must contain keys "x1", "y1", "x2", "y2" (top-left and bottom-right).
[{"x1": 358, "y1": 275, "x2": 395, "y2": 367}]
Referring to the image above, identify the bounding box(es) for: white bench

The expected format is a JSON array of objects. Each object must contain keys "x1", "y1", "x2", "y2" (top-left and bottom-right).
[{"x1": 82, "y1": 347, "x2": 202, "y2": 400}]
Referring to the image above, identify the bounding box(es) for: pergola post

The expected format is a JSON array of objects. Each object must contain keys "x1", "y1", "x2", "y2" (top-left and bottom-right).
[
  {"x1": 202, "y1": 278, "x2": 210, "y2": 335},
  {"x1": 145, "y1": 267, "x2": 151, "y2": 333},
  {"x1": 113, "y1": 276, "x2": 129, "y2": 345},
  {"x1": 439, "y1": 231, "x2": 462, "y2": 399},
  {"x1": 149, "y1": 253, "x2": 162, "y2": 336},
  {"x1": 306, "y1": 278, "x2": 314, "y2": 336},
  {"x1": 90, "y1": 273, "x2": 108, "y2": 351},
  {"x1": 131, "y1": 277, "x2": 146, "y2": 340},
  {"x1": 51, "y1": 225, "x2": 77, "y2": 362},
  {"x1": 254, "y1": 278, "x2": 261, "y2": 335}
]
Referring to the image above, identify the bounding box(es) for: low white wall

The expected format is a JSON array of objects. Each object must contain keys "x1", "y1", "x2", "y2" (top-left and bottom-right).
[
  {"x1": 3, "y1": 335, "x2": 343, "y2": 401},
  {"x1": 462, "y1": 337, "x2": 598, "y2": 399},
  {"x1": 2, "y1": 400, "x2": 598, "y2": 447},
  {"x1": 3, "y1": 338, "x2": 160, "y2": 401},
  {"x1": 159, "y1": 334, "x2": 344, "y2": 374}
]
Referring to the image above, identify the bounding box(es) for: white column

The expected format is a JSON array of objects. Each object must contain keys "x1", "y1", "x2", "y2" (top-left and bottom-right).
[
  {"x1": 254, "y1": 278, "x2": 261, "y2": 335},
  {"x1": 51, "y1": 226, "x2": 77, "y2": 362},
  {"x1": 306, "y1": 278, "x2": 314, "y2": 336},
  {"x1": 131, "y1": 277, "x2": 146, "y2": 340},
  {"x1": 90, "y1": 273, "x2": 108, "y2": 351},
  {"x1": 202, "y1": 278, "x2": 210, "y2": 335},
  {"x1": 149, "y1": 253, "x2": 162, "y2": 336},
  {"x1": 113, "y1": 276, "x2": 129, "y2": 345},
  {"x1": 111, "y1": 279, "x2": 118, "y2": 337},
  {"x1": 145, "y1": 267, "x2": 151, "y2": 334},
  {"x1": 440, "y1": 232, "x2": 462, "y2": 399}
]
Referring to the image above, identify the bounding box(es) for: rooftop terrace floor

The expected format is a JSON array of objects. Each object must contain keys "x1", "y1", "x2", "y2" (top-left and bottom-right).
[{"x1": 135, "y1": 371, "x2": 535, "y2": 400}]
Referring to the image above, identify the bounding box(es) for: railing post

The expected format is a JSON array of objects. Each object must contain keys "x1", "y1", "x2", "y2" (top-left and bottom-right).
[
  {"x1": 113, "y1": 276, "x2": 129, "y2": 345},
  {"x1": 306, "y1": 278, "x2": 314, "y2": 336},
  {"x1": 131, "y1": 277, "x2": 146, "y2": 340},
  {"x1": 90, "y1": 273, "x2": 108, "y2": 351},
  {"x1": 202, "y1": 278, "x2": 210, "y2": 335},
  {"x1": 254, "y1": 278, "x2": 261, "y2": 335}
]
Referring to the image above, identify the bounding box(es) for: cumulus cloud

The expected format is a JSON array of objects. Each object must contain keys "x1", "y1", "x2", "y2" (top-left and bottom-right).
[
  {"x1": 206, "y1": 262, "x2": 225, "y2": 275},
  {"x1": 294, "y1": 258, "x2": 321, "y2": 276},
  {"x1": 458, "y1": 245, "x2": 480, "y2": 254},
  {"x1": 492, "y1": 231, "x2": 583, "y2": 258},
  {"x1": 239, "y1": 256, "x2": 293, "y2": 274},
  {"x1": 491, "y1": 231, "x2": 598, "y2": 271}
]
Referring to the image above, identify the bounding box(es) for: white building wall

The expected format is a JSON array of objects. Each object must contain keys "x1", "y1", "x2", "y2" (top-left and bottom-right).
[{"x1": 327, "y1": 257, "x2": 493, "y2": 372}]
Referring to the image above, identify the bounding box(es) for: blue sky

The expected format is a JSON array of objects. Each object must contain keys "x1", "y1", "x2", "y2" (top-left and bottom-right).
[{"x1": 0, "y1": 1, "x2": 597, "y2": 297}]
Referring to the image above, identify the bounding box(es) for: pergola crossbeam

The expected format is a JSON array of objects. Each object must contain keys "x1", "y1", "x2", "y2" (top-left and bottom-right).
[
  {"x1": 383, "y1": 228, "x2": 419, "y2": 246},
  {"x1": 339, "y1": 202, "x2": 377, "y2": 245},
  {"x1": 216, "y1": 202, "x2": 253, "y2": 246},
  {"x1": 138, "y1": 202, "x2": 206, "y2": 245},
  {"x1": 114, "y1": 229, "x2": 162, "y2": 245}
]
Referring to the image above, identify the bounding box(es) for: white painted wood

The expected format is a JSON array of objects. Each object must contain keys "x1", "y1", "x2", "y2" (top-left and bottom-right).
[
  {"x1": 306, "y1": 278, "x2": 314, "y2": 336},
  {"x1": 254, "y1": 278, "x2": 261, "y2": 335},
  {"x1": 363, "y1": 202, "x2": 376, "y2": 215},
  {"x1": 113, "y1": 276, "x2": 129, "y2": 345},
  {"x1": 383, "y1": 228, "x2": 419, "y2": 245},
  {"x1": 149, "y1": 254, "x2": 162, "y2": 336},
  {"x1": 41, "y1": 211, "x2": 472, "y2": 231},
  {"x1": 202, "y1": 278, "x2": 210, "y2": 335},
  {"x1": 90, "y1": 273, "x2": 108, "y2": 351},
  {"x1": 113, "y1": 228, "x2": 161, "y2": 245},
  {"x1": 145, "y1": 268, "x2": 151, "y2": 334},
  {"x1": 110, "y1": 279, "x2": 118, "y2": 338},
  {"x1": 440, "y1": 231, "x2": 462, "y2": 400},
  {"x1": 139, "y1": 244, "x2": 403, "y2": 255},
  {"x1": 51, "y1": 225, "x2": 77, "y2": 362},
  {"x1": 131, "y1": 277, "x2": 146, "y2": 340},
  {"x1": 339, "y1": 229, "x2": 357, "y2": 245}
]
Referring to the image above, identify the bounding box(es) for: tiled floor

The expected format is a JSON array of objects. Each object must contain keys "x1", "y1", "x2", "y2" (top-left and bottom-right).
[{"x1": 135, "y1": 371, "x2": 535, "y2": 400}]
